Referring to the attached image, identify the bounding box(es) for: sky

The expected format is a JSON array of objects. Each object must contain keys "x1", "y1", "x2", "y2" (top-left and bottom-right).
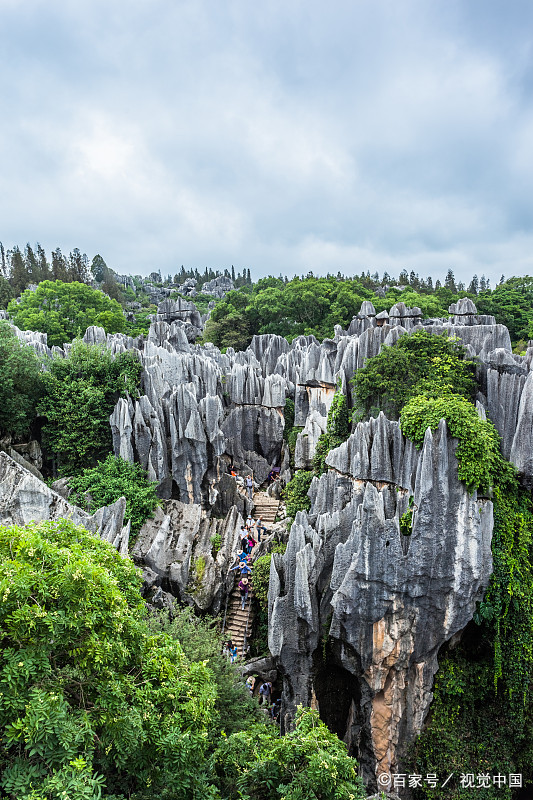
[{"x1": 0, "y1": 0, "x2": 532, "y2": 285}]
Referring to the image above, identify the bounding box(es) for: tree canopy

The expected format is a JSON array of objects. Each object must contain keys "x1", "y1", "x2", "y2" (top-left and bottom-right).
[
  {"x1": 68, "y1": 455, "x2": 160, "y2": 537},
  {"x1": 0, "y1": 518, "x2": 366, "y2": 800},
  {"x1": 0, "y1": 320, "x2": 43, "y2": 438},
  {"x1": 352, "y1": 330, "x2": 477, "y2": 419},
  {"x1": 8, "y1": 280, "x2": 126, "y2": 347},
  {"x1": 38, "y1": 339, "x2": 142, "y2": 476}
]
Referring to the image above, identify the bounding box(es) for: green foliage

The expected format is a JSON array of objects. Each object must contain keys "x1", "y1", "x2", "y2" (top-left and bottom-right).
[
  {"x1": 210, "y1": 533, "x2": 222, "y2": 556},
  {"x1": 483, "y1": 478, "x2": 533, "y2": 702},
  {"x1": 406, "y1": 415, "x2": 533, "y2": 796},
  {"x1": 68, "y1": 455, "x2": 159, "y2": 537},
  {"x1": 313, "y1": 388, "x2": 351, "y2": 475},
  {"x1": 327, "y1": 387, "x2": 350, "y2": 440},
  {"x1": 400, "y1": 394, "x2": 502, "y2": 493},
  {"x1": 0, "y1": 321, "x2": 43, "y2": 437},
  {"x1": 283, "y1": 398, "x2": 295, "y2": 435},
  {"x1": 202, "y1": 277, "x2": 375, "y2": 349},
  {"x1": 0, "y1": 275, "x2": 15, "y2": 308},
  {"x1": 352, "y1": 330, "x2": 476, "y2": 419},
  {"x1": 213, "y1": 706, "x2": 366, "y2": 800},
  {"x1": 476, "y1": 276, "x2": 533, "y2": 343},
  {"x1": 123, "y1": 311, "x2": 153, "y2": 338},
  {"x1": 406, "y1": 640, "x2": 532, "y2": 800},
  {"x1": 313, "y1": 433, "x2": 333, "y2": 476},
  {"x1": 0, "y1": 518, "x2": 219, "y2": 800},
  {"x1": 286, "y1": 426, "x2": 303, "y2": 458},
  {"x1": 8, "y1": 280, "x2": 126, "y2": 347},
  {"x1": 399, "y1": 496, "x2": 414, "y2": 536},
  {"x1": 146, "y1": 606, "x2": 260, "y2": 739},
  {"x1": 38, "y1": 339, "x2": 142, "y2": 476},
  {"x1": 252, "y1": 544, "x2": 286, "y2": 609},
  {"x1": 282, "y1": 470, "x2": 313, "y2": 517}
]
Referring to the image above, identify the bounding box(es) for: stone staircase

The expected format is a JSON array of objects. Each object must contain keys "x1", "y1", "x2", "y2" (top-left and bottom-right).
[{"x1": 222, "y1": 492, "x2": 280, "y2": 658}]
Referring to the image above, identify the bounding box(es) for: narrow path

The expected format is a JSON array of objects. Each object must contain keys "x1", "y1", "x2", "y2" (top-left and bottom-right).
[{"x1": 223, "y1": 492, "x2": 280, "y2": 658}]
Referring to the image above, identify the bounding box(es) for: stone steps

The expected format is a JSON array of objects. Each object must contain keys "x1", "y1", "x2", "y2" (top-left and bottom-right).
[{"x1": 223, "y1": 493, "x2": 281, "y2": 657}]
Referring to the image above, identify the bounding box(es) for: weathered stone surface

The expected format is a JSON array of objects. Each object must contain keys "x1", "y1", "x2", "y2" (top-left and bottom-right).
[
  {"x1": 131, "y1": 500, "x2": 243, "y2": 613},
  {"x1": 510, "y1": 372, "x2": 533, "y2": 484},
  {"x1": 0, "y1": 451, "x2": 130, "y2": 554},
  {"x1": 269, "y1": 421, "x2": 493, "y2": 788}
]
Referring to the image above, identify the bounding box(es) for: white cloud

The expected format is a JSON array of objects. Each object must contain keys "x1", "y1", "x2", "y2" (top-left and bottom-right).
[{"x1": 0, "y1": 0, "x2": 532, "y2": 283}]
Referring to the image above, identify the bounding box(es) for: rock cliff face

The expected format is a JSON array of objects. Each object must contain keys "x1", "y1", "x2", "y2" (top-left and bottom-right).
[
  {"x1": 4, "y1": 296, "x2": 533, "y2": 793},
  {"x1": 132, "y1": 500, "x2": 244, "y2": 614},
  {"x1": 269, "y1": 418, "x2": 493, "y2": 787},
  {"x1": 0, "y1": 451, "x2": 130, "y2": 554}
]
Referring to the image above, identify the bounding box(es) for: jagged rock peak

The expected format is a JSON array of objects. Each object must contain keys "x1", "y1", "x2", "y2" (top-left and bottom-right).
[{"x1": 269, "y1": 420, "x2": 493, "y2": 788}]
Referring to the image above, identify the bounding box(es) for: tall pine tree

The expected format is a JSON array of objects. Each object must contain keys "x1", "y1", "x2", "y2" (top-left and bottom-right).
[
  {"x1": 52, "y1": 248, "x2": 68, "y2": 281},
  {"x1": 9, "y1": 246, "x2": 29, "y2": 293},
  {"x1": 36, "y1": 244, "x2": 51, "y2": 282}
]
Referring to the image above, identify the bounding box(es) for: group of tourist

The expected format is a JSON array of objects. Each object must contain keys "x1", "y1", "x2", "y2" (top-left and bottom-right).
[
  {"x1": 230, "y1": 513, "x2": 266, "y2": 609},
  {"x1": 229, "y1": 464, "x2": 255, "y2": 500}
]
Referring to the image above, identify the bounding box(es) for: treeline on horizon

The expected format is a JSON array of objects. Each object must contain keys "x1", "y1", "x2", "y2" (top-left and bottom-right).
[{"x1": 2, "y1": 240, "x2": 533, "y2": 352}]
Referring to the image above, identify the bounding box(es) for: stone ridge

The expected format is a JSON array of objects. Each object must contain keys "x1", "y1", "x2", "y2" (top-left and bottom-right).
[{"x1": 269, "y1": 419, "x2": 493, "y2": 788}]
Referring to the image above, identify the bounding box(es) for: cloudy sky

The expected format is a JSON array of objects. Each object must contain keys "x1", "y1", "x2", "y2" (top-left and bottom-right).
[{"x1": 1, "y1": 0, "x2": 532, "y2": 284}]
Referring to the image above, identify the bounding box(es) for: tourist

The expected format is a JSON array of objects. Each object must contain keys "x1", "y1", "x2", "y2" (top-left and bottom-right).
[
  {"x1": 245, "y1": 474, "x2": 254, "y2": 500},
  {"x1": 246, "y1": 675, "x2": 256, "y2": 694},
  {"x1": 258, "y1": 680, "x2": 272, "y2": 706},
  {"x1": 239, "y1": 577, "x2": 249, "y2": 610},
  {"x1": 230, "y1": 643, "x2": 238, "y2": 663}
]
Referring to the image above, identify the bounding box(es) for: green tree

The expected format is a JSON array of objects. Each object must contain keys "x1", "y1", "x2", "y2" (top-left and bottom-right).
[
  {"x1": 0, "y1": 321, "x2": 43, "y2": 437},
  {"x1": 38, "y1": 339, "x2": 142, "y2": 475},
  {"x1": 51, "y1": 247, "x2": 68, "y2": 282},
  {"x1": 282, "y1": 470, "x2": 313, "y2": 517},
  {"x1": 0, "y1": 518, "x2": 219, "y2": 800},
  {"x1": 69, "y1": 455, "x2": 159, "y2": 537},
  {"x1": 9, "y1": 245, "x2": 29, "y2": 294},
  {"x1": 147, "y1": 606, "x2": 260, "y2": 739},
  {"x1": 90, "y1": 253, "x2": 108, "y2": 282},
  {"x1": 67, "y1": 248, "x2": 90, "y2": 283},
  {"x1": 476, "y1": 276, "x2": 533, "y2": 342},
  {"x1": 352, "y1": 330, "x2": 476, "y2": 419},
  {"x1": 8, "y1": 280, "x2": 126, "y2": 347},
  {"x1": 213, "y1": 706, "x2": 365, "y2": 800},
  {"x1": 36, "y1": 243, "x2": 51, "y2": 282},
  {"x1": 0, "y1": 275, "x2": 15, "y2": 308}
]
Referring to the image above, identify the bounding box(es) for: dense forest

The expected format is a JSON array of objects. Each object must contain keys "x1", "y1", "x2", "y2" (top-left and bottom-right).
[{"x1": 2, "y1": 243, "x2": 533, "y2": 798}]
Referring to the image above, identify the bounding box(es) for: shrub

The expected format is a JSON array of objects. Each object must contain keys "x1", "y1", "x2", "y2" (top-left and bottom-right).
[
  {"x1": 68, "y1": 455, "x2": 159, "y2": 537},
  {"x1": 400, "y1": 394, "x2": 502, "y2": 493},
  {"x1": 213, "y1": 706, "x2": 366, "y2": 800},
  {"x1": 146, "y1": 606, "x2": 260, "y2": 739},
  {"x1": 282, "y1": 470, "x2": 313, "y2": 517},
  {"x1": 252, "y1": 544, "x2": 287, "y2": 609},
  {"x1": 210, "y1": 533, "x2": 222, "y2": 556},
  {"x1": 352, "y1": 330, "x2": 476, "y2": 419},
  {"x1": 283, "y1": 398, "x2": 295, "y2": 435}
]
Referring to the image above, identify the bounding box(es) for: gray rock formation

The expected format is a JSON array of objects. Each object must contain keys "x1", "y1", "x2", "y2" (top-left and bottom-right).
[
  {"x1": 202, "y1": 275, "x2": 235, "y2": 298},
  {"x1": 132, "y1": 500, "x2": 244, "y2": 613},
  {"x1": 268, "y1": 420, "x2": 493, "y2": 788},
  {"x1": 153, "y1": 297, "x2": 204, "y2": 342},
  {"x1": 0, "y1": 451, "x2": 130, "y2": 554}
]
